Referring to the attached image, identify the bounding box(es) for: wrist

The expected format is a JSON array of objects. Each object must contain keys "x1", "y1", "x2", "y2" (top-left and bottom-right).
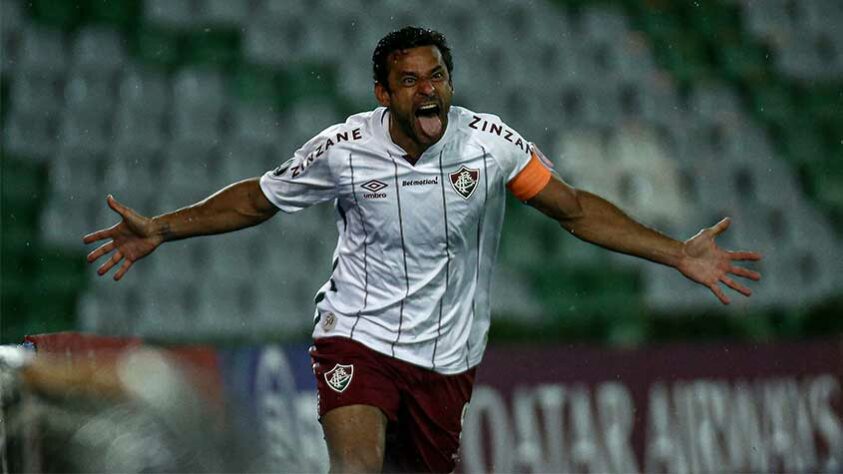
[
  {"x1": 673, "y1": 240, "x2": 692, "y2": 272},
  {"x1": 149, "y1": 216, "x2": 172, "y2": 244}
]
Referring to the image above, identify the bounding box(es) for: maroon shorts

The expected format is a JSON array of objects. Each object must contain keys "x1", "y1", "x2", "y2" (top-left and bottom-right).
[{"x1": 311, "y1": 337, "x2": 476, "y2": 473}]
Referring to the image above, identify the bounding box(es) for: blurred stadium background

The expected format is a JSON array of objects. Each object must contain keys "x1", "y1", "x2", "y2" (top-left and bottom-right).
[
  {"x1": 1, "y1": 0, "x2": 842, "y2": 472},
  {"x1": 2, "y1": 0, "x2": 842, "y2": 346}
]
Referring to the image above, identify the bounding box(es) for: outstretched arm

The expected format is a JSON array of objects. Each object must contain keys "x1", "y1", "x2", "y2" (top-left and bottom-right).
[
  {"x1": 527, "y1": 175, "x2": 762, "y2": 305},
  {"x1": 83, "y1": 178, "x2": 278, "y2": 280}
]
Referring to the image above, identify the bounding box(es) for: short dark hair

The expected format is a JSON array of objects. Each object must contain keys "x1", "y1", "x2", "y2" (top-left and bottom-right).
[{"x1": 372, "y1": 26, "x2": 454, "y2": 90}]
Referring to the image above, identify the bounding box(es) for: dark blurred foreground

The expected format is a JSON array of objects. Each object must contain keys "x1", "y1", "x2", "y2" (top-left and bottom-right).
[
  {"x1": 0, "y1": 333, "x2": 314, "y2": 473},
  {"x1": 2, "y1": 333, "x2": 842, "y2": 473}
]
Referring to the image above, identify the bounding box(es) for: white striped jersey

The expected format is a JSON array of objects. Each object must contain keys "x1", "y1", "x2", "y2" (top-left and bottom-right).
[{"x1": 260, "y1": 106, "x2": 552, "y2": 374}]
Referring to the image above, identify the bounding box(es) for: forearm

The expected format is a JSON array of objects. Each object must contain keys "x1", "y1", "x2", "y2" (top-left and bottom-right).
[
  {"x1": 561, "y1": 190, "x2": 684, "y2": 268},
  {"x1": 151, "y1": 178, "x2": 277, "y2": 242}
]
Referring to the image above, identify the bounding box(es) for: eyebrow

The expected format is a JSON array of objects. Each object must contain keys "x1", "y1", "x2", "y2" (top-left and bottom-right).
[{"x1": 399, "y1": 65, "x2": 445, "y2": 77}]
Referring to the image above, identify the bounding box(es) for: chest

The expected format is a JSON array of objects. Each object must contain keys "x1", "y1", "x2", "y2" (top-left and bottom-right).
[{"x1": 339, "y1": 146, "x2": 502, "y2": 241}]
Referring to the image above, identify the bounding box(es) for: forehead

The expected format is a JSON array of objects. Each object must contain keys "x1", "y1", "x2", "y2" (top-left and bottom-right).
[{"x1": 386, "y1": 45, "x2": 445, "y2": 75}]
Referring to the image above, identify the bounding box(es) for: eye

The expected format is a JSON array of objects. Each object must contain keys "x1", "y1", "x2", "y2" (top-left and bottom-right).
[
  {"x1": 432, "y1": 71, "x2": 445, "y2": 81},
  {"x1": 401, "y1": 76, "x2": 416, "y2": 86}
]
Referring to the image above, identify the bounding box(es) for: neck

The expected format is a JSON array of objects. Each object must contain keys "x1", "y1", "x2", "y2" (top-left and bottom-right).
[{"x1": 388, "y1": 115, "x2": 426, "y2": 161}]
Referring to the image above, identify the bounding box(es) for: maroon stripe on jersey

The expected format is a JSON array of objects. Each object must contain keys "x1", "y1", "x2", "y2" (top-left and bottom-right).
[
  {"x1": 348, "y1": 152, "x2": 369, "y2": 339},
  {"x1": 389, "y1": 154, "x2": 411, "y2": 358},
  {"x1": 467, "y1": 148, "x2": 489, "y2": 370},
  {"x1": 432, "y1": 148, "x2": 452, "y2": 369}
]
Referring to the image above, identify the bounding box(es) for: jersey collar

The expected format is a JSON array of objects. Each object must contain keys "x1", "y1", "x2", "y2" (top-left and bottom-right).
[{"x1": 377, "y1": 107, "x2": 455, "y2": 164}]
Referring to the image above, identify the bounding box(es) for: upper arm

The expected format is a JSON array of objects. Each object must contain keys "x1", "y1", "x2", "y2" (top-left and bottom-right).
[
  {"x1": 526, "y1": 174, "x2": 584, "y2": 224},
  {"x1": 258, "y1": 125, "x2": 344, "y2": 213},
  {"x1": 248, "y1": 177, "x2": 280, "y2": 219},
  {"x1": 501, "y1": 142, "x2": 582, "y2": 222}
]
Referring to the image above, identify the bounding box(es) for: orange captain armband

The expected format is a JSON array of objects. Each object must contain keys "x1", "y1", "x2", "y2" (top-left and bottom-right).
[{"x1": 507, "y1": 151, "x2": 553, "y2": 201}]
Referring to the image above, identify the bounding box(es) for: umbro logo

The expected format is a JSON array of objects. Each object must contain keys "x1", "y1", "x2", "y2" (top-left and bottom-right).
[
  {"x1": 361, "y1": 180, "x2": 388, "y2": 199},
  {"x1": 361, "y1": 180, "x2": 387, "y2": 192}
]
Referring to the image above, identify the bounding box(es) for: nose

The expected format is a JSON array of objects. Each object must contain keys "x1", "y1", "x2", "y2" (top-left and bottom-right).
[{"x1": 418, "y1": 78, "x2": 435, "y2": 95}]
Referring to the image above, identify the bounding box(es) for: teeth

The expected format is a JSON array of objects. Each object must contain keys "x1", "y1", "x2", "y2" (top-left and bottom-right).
[{"x1": 419, "y1": 104, "x2": 437, "y2": 110}]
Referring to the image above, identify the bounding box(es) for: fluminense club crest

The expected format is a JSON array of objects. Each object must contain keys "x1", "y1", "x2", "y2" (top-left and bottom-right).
[
  {"x1": 449, "y1": 165, "x2": 480, "y2": 199},
  {"x1": 324, "y1": 363, "x2": 354, "y2": 393}
]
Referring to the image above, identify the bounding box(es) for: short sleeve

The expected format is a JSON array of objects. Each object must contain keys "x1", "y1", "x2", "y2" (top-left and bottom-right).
[
  {"x1": 259, "y1": 130, "x2": 339, "y2": 213},
  {"x1": 506, "y1": 144, "x2": 553, "y2": 201},
  {"x1": 471, "y1": 112, "x2": 553, "y2": 201}
]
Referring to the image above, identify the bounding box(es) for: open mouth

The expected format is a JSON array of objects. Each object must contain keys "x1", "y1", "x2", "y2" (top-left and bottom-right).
[
  {"x1": 415, "y1": 103, "x2": 443, "y2": 139},
  {"x1": 415, "y1": 103, "x2": 441, "y2": 117}
]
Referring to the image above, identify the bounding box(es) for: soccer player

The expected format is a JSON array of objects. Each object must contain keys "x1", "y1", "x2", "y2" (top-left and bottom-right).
[{"x1": 84, "y1": 27, "x2": 762, "y2": 473}]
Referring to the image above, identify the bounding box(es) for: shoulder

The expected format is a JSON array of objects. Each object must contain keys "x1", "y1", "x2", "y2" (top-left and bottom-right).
[
  {"x1": 292, "y1": 108, "x2": 385, "y2": 173},
  {"x1": 300, "y1": 109, "x2": 379, "y2": 155},
  {"x1": 450, "y1": 106, "x2": 532, "y2": 157}
]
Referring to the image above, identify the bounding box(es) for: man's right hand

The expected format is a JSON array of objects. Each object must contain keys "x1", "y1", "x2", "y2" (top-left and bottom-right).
[{"x1": 83, "y1": 195, "x2": 164, "y2": 281}]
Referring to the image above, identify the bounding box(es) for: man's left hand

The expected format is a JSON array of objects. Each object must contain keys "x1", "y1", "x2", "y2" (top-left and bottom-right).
[{"x1": 677, "y1": 217, "x2": 763, "y2": 305}]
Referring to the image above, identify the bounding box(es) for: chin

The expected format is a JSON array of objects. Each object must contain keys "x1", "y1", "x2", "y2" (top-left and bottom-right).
[{"x1": 415, "y1": 131, "x2": 442, "y2": 144}]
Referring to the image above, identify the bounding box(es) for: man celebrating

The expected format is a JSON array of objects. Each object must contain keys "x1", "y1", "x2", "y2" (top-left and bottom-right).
[{"x1": 85, "y1": 27, "x2": 762, "y2": 473}]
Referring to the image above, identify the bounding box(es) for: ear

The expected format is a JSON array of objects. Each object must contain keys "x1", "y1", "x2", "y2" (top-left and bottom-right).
[{"x1": 375, "y1": 82, "x2": 390, "y2": 107}]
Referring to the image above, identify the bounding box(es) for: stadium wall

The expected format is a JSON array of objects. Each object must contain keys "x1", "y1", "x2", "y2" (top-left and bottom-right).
[{"x1": 11, "y1": 333, "x2": 842, "y2": 473}]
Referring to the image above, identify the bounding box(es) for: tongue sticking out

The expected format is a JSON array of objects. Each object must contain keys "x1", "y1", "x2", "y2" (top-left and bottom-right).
[{"x1": 418, "y1": 114, "x2": 443, "y2": 139}]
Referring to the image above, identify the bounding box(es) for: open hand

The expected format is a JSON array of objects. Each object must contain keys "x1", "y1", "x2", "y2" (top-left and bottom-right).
[
  {"x1": 82, "y1": 195, "x2": 163, "y2": 281},
  {"x1": 677, "y1": 217, "x2": 762, "y2": 305}
]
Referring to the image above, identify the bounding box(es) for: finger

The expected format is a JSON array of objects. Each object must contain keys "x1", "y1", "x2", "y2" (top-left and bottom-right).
[
  {"x1": 113, "y1": 259, "x2": 133, "y2": 281},
  {"x1": 87, "y1": 241, "x2": 116, "y2": 263},
  {"x1": 709, "y1": 283, "x2": 730, "y2": 305},
  {"x1": 728, "y1": 251, "x2": 763, "y2": 261},
  {"x1": 729, "y1": 266, "x2": 761, "y2": 281},
  {"x1": 82, "y1": 224, "x2": 118, "y2": 244},
  {"x1": 721, "y1": 276, "x2": 752, "y2": 297},
  {"x1": 711, "y1": 217, "x2": 731, "y2": 236},
  {"x1": 107, "y1": 194, "x2": 136, "y2": 219},
  {"x1": 107, "y1": 194, "x2": 132, "y2": 218},
  {"x1": 97, "y1": 250, "x2": 123, "y2": 276}
]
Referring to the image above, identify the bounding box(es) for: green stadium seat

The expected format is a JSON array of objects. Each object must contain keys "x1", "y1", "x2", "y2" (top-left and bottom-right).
[
  {"x1": 751, "y1": 82, "x2": 796, "y2": 126},
  {"x1": 199, "y1": 0, "x2": 250, "y2": 28},
  {"x1": 1, "y1": 223, "x2": 36, "y2": 280},
  {"x1": 819, "y1": 115, "x2": 843, "y2": 156},
  {"x1": 2, "y1": 157, "x2": 45, "y2": 218},
  {"x1": 655, "y1": 33, "x2": 710, "y2": 83},
  {"x1": 171, "y1": 67, "x2": 227, "y2": 140},
  {"x1": 10, "y1": 70, "x2": 63, "y2": 116},
  {"x1": 808, "y1": 159, "x2": 843, "y2": 207},
  {"x1": 780, "y1": 121, "x2": 827, "y2": 166},
  {"x1": 29, "y1": 0, "x2": 81, "y2": 30},
  {"x1": 579, "y1": 5, "x2": 630, "y2": 45},
  {"x1": 499, "y1": 209, "x2": 549, "y2": 271},
  {"x1": 18, "y1": 25, "x2": 67, "y2": 75},
  {"x1": 144, "y1": 0, "x2": 196, "y2": 31},
  {"x1": 281, "y1": 63, "x2": 338, "y2": 106},
  {"x1": 71, "y1": 26, "x2": 127, "y2": 74},
  {"x1": 718, "y1": 40, "x2": 769, "y2": 83},
  {"x1": 685, "y1": 2, "x2": 741, "y2": 44},
  {"x1": 231, "y1": 63, "x2": 279, "y2": 105},
  {"x1": 228, "y1": 102, "x2": 280, "y2": 145},
  {"x1": 0, "y1": 76, "x2": 7, "y2": 126},
  {"x1": 606, "y1": 315, "x2": 648, "y2": 347},
  {"x1": 21, "y1": 287, "x2": 78, "y2": 336},
  {"x1": 1, "y1": 1, "x2": 23, "y2": 77},
  {"x1": 806, "y1": 85, "x2": 843, "y2": 122},
  {"x1": 639, "y1": 7, "x2": 683, "y2": 42},
  {"x1": 35, "y1": 248, "x2": 86, "y2": 294},
  {"x1": 87, "y1": 0, "x2": 140, "y2": 29},
  {"x1": 133, "y1": 26, "x2": 182, "y2": 68},
  {"x1": 184, "y1": 28, "x2": 240, "y2": 68}
]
